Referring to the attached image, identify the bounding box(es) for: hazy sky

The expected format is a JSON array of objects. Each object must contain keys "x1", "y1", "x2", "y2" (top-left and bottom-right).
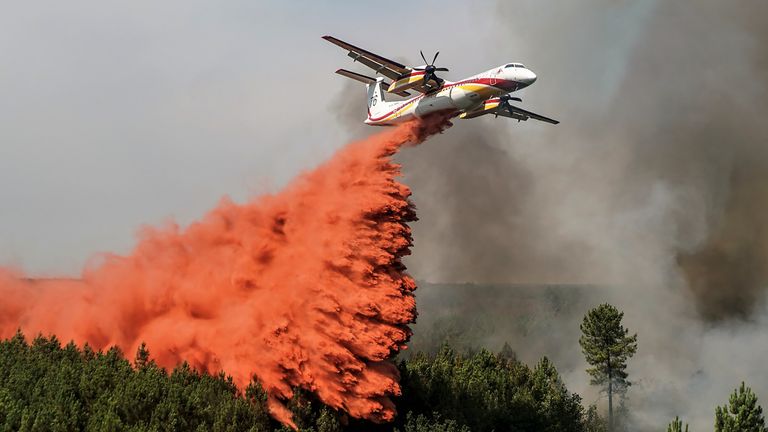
[
  {"x1": 0, "y1": 1, "x2": 646, "y2": 276},
  {"x1": 0, "y1": 0, "x2": 501, "y2": 274}
]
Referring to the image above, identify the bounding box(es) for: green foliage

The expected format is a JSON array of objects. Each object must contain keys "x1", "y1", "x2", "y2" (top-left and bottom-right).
[
  {"x1": 281, "y1": 389, "x2": 344, "y2": 432},
  {"x1": 579, "y1": 304, "x2": 638, "y2": 393},
  {"x1": 1, "y1": 332, "x2": 602, "y2": 432},
  {"x1": 398, "y1": 412, "x2": 469, "y2": 432},
  {"x1": 397, "y1": 344, "x2": 585, "y2": 432},
  {"x1": 315, "y1": 408, "x2": 342, "y2": 432},
  {"x1": 0, "y1": 333, "x2": 275, "y2": 432},
  {"x1": 715, "y1": 382, "x2": 766, "y2": 432},
  {"x1": 667, "y1": 416, "x2": 688, "y2": 432},
  {"x1": 579, "y1": 304, "x2": 637, "y2": 431},
  {"x1": 583, "y1": 405, "x2": 607, "y2": 432}
]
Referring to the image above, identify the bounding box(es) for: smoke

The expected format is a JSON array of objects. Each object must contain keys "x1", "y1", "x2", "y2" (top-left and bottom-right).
[
  {"x1": 399, "y1": 120, "x2": 596, "y2": 284},
  {"x1": 606, "y1": 1, "x2": 768, "y2": 322},
  {"x1": 401, "y1": 1, "x2": 768, "y2": 311},
  {"x1": 487, "y1": 0, "x2": 768, "y2": 317},
  {"x1": 369, "y1": 1, "x2": 768, "y2": 430},
  {"x1": 0, "y1": 118, "x2": 450, "y2": 428}
]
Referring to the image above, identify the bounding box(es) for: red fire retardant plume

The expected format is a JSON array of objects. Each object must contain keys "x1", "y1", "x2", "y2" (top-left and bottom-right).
[{"x1": 0, "y1": 118, "x2": 450, "y2": 427}]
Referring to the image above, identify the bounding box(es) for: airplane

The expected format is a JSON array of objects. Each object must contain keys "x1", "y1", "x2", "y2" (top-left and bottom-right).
[{"x1": 322, "y1": 35, "x2": 559, "y2": 126}]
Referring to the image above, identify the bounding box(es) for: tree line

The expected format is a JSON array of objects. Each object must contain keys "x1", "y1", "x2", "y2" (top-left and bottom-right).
[
  {"x1": 0, "y1": 303, "x2": 765, "y2": 431},
  {"x1": 0, "y1": 331, "x2": 589, "y2": 431}
]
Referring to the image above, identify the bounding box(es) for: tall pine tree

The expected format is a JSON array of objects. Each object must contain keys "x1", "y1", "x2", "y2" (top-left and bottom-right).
[
  {"x1": 715, "y1": 382, "x2": 766, "y2": 432},
  {"x1": 579, "y1": 304, "x2": 637, "y2": 431}
]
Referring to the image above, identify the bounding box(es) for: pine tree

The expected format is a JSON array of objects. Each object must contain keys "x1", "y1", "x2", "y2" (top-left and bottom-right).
[
  {"x1": 667, "y1": 416, "x2": 689, "y2": 432},
  {"x1": 715, "y1": 382, "x2": 766, "y2": 432},
  {"x1": 583, "y1": 405, "x2": 607, "y2": 432},
  {"x1": 579, "y1": 304, "x2": 637, "y2": 431},
  {"x1": 133, "y1": 342, "x2": 151, "y2": 369},
  {"x1": 316, "y1": 407, "x2": 342, "y2": 432}
]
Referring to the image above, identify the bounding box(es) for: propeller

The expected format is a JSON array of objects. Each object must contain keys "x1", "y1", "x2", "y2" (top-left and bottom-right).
[
  {"x1": 414, "y1": 50, "x2": 449, "y2": 86},
  {"x1": 495, "y1": 94, "x2": 523, "y2": 118}
]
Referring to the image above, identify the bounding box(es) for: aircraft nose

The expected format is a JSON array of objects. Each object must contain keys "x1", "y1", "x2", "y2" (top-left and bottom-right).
[{"x1": 521, "y1": 69, "x2": 537, "y2": 85}]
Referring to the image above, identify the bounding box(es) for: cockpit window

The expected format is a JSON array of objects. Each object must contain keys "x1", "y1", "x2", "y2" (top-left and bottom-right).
[{"x1": 504, "y1": 63, "x2": 526, "y2": 68}]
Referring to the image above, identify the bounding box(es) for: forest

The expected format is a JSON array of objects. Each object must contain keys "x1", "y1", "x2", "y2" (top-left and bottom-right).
[
  {"x1": 0, "y1": 303, "x2": 765, "y2": 432},
  {"x1": 0, "y1": 331, "x2": 590, "y2": 432}
]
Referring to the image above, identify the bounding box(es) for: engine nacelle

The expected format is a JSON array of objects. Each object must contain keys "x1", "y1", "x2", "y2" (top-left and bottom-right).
[
  {"x1": 386, "y1": 70, "x2": 427, "y2": 93},
  {"x1": 459, "y1": 97, "x2": 501, "y2": 119}
]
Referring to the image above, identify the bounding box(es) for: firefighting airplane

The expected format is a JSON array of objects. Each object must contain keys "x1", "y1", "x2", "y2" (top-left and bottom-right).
[{"x1": 323, "y1": 35, "x2": 559, "y2": 126}]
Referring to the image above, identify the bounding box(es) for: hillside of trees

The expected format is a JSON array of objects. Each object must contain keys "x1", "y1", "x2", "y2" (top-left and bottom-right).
[
  {"x1": 2, "y1": 299, "x2": 765, "y2": 431},
  {"x1": 0, "y1": 331, "x2": 597, "y2": 432}
]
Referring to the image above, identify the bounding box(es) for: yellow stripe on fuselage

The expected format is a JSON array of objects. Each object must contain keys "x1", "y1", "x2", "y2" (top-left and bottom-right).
[
  {"x1": 452, "y1": 83, "x2": 502, "y2": 99},
  {"x1": 371, "y1": 82, "x2": 504, "y2": 124}
]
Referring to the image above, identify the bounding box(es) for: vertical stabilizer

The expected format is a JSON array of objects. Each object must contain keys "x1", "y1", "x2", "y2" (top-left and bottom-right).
[{"x1": 366, "y1": 77, "x2": 387, "y2": 117}]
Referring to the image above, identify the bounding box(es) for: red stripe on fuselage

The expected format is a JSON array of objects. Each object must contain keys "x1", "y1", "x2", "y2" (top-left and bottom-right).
[{"x1": 367, "y1": 78, "x2": 522, "y2": 122}]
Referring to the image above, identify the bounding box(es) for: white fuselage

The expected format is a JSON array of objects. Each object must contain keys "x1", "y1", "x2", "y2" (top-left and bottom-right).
[{"x1": 365, "y1": 63, "x2": 537, "y2": 125}]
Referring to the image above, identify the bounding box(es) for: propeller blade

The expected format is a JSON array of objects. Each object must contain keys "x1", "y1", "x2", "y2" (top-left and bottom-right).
[
  {"x1": 420, "y1": 50, "x2": 428, "y2": 65},
  {"x1": 432, "y1": 51, "x2": 440, "y2": 65},
  {"x1": 435, "y1": 67, "x2": 449, "y2": 72}
]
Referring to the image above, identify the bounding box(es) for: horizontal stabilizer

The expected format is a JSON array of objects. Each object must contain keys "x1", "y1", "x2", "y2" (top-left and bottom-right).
[{"x1": 334, "y1": 69, "x2": 411, "y2": 97}]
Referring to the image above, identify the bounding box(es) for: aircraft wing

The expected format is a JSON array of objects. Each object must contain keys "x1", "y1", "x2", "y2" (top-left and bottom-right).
[
  {"x1": 322, "y1": 35, "x2": 409, "y2": 81},
  {"x1": 493, "y1": 104, "x2": 560, "y2": 125},
  {"x1": 460, "y1": 98, "x2": 560, "y2": 124},
  {"x1": 323, "y1": 35, "x2": 441, "y2": 94},
  {"x1": 334, "y1": 69, "x2": 411, "y2": 97}
]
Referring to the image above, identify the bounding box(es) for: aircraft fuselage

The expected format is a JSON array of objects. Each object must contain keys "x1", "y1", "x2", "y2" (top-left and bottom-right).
[{"x1": 365, "y1": 64, "x2": 537, "y2": 125}]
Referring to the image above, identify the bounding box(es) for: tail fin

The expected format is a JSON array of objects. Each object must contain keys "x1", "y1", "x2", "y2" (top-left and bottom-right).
[
  {"x1": 333, "y1": 70, "x2": 401, "y2": 124},
  {"x1": 366, "y1": 77, "x2": 386, "y2": 114}
]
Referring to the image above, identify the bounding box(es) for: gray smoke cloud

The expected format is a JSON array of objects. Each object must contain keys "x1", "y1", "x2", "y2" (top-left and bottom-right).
[{"x1": 387, "y1": 1, "x2": 768, "y2": 431}]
